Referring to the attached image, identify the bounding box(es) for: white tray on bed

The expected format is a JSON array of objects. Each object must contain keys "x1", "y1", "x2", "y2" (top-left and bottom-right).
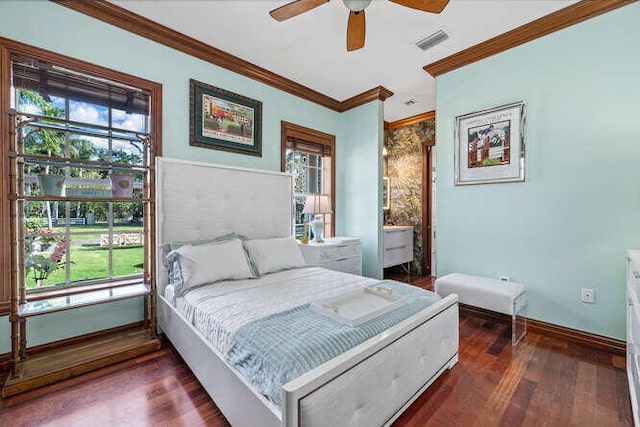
[{"x1": 311, "y1": 286, "x2": 407, "y2": 327}]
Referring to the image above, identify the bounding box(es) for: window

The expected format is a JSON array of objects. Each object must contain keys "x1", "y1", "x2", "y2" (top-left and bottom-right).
[
  {"x1": 280, "y1": 122, "x2": 335, "y2": 239},
  {"x1": 5, "y1": 51, "x2": 160, "y2": 295}
]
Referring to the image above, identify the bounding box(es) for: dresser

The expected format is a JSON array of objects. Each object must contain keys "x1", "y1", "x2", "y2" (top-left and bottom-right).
[
  {"x1": 299, "y1": 237, "x2": 362, "y2": 275},
  {"x1": 627, "y1": 250, "x2": 640, "y2": 426},
  {"x1": 383, "y1": 226, "x2": 413, "y2": 269}
]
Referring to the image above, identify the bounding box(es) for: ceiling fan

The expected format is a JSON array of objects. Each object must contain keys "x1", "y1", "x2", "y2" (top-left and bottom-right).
[{"x1": 270, "y1": 0, "x2": 450, "y2": 52}]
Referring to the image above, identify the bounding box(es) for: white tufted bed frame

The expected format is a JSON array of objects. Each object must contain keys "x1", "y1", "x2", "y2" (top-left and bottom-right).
[{"x1": 155, "y1": 157, "x2": 459, "y2": 426}]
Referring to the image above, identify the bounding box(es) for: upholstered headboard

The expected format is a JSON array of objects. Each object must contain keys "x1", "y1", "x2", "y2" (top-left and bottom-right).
[{"x1": 155, "y1": 157, "x2": 293, "y2": 293}]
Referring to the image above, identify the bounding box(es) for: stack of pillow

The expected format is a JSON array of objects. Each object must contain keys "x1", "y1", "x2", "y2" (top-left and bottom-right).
[{"x1": 165, "y1": 234, "x2": 308, "y2": 296}]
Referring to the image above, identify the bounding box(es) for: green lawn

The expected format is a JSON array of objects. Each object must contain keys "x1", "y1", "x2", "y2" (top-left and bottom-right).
[{"x1": 26, "y1": 245, "x2": 143, "y2": 288}]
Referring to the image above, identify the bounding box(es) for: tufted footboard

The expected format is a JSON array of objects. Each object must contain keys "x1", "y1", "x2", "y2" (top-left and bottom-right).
[{"x1": 282, "y1": 294, "x2": 459, "y2": 427}]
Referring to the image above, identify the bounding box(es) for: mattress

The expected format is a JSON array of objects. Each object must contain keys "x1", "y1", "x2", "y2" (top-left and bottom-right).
[
  {"x1": 166, "y1": 266, "x2": 378, "y2": 354},
  {"x1": 165, "y1": 266, "x2": 443, "y2": 406}
]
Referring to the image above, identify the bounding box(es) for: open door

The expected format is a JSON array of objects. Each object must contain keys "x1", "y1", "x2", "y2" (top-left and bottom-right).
[{"x1": 422, "y1": 141, "x2": 435, "y2": 275}]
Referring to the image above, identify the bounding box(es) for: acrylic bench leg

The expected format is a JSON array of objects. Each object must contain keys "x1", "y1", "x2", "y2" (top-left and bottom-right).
[{"x1": 511, "y1": 294, "x2": 527, "y2": 346}]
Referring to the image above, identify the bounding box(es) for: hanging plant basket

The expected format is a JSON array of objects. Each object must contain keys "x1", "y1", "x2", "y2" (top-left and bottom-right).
[
  {"x1": 38, "y1": 174, "x2": 65, "y2": 196},
  {"x1": 110, "y1": 174, "x2": 134, "y2": 198}
]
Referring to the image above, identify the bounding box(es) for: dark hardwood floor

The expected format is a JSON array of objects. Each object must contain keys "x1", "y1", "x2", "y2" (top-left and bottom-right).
[{"x1": 1, "y1": 274, "x2": 633, "y2": 426}]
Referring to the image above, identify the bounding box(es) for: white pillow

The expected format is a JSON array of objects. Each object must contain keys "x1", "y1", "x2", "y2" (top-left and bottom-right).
[
  {"x1": 244, "y1": 237, "x2": 307, "y2": 276},
  {"x1": 172, "y1": 238, "x2": 255, "y2": 292}
]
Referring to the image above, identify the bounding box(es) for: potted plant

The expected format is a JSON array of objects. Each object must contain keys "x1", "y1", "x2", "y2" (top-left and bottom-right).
[{"x1": 37, "y1": 227, "x2": 59, "y2": 251}]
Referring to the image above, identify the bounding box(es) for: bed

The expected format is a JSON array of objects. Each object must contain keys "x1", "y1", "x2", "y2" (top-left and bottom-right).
[{"x1": 155, "y1": 157, "x2": 459, "y2": 427}]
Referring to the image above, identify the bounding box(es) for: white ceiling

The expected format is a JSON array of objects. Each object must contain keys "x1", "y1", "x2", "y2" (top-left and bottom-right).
[{"x1": 112, "y1": 0, "x2": 578, "y2": 122}]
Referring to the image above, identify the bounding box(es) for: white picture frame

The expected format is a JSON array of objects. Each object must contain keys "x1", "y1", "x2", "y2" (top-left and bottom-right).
[{"x1": 454, "y1": 101, "x2": 525, "y2": 185}]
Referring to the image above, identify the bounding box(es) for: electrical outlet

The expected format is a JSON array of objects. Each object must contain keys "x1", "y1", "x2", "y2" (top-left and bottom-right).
[
  {"x1": 500, "y1": 276, "x2": 510, "y2": 282},
  {"x1": 581, "y1": 288, "x2": 594, "y2": 303}
]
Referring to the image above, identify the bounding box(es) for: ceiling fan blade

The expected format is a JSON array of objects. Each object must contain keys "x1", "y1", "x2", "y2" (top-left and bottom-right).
[
  {"x1": 347, "y1": 10, "x2": 366, "y2": 51},
  {"x1": 389, "y1": 0, "x2": 450, "y2": 14},
  {"x1": 270, "y1": 0, "x2": 329, "y2": 21}
]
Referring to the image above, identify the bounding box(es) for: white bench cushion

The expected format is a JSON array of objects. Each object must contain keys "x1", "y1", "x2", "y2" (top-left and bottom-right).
[{"x1": 435, "y1": 273, "x2": 524, "y2": 315}]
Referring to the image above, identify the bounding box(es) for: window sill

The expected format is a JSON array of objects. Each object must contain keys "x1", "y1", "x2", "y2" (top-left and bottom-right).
[
  {"x1": 26, "y1": 276, "x2": 146, "y2": 302},
  {"x1": 20, "y1": 282, "x2": 151, "y2": 318}
]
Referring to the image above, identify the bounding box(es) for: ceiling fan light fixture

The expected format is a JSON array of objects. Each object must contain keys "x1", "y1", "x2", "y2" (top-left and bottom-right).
[{"x1": 342, "y1": 0, "x2": 372, "y2": 12}]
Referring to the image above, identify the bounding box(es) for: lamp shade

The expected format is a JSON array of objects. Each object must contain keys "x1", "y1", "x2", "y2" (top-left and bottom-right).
[{"x1": 303, "y1": 194, "x2": 332, "y2": 215}]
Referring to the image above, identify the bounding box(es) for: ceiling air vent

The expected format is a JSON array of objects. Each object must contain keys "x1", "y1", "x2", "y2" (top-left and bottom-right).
[
  {"x1": 414, "y1": 29, "x2": 449, "y2": 52},
  {"x1": 404, "y1": 99, "x2": 417, "y2": 106}
]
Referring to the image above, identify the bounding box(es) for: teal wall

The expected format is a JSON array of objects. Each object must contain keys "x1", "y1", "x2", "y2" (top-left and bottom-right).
[
  {"x1": 0, "y1": 1, "x2": 383, "y2": 352},
  {"x1": 337, "y1": 101, "x2": 384, "y2": 279},
  {"x1": 436, "y1": 3, "x2": 640, "y2": 340},
  {"x1": 0, "y1": 1, "x2": 341, "y2": 170}
]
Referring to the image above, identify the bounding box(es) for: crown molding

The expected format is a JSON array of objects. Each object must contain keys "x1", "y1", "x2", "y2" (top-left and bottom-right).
[
  {"x1": 339, "y1": 86, "x2": 394, "y2": 112},
  {"x1": 53, "y1": 0, "x2": 392, "y2": 113},
  {"x1": 423, "y1": 0, "x2": 634, "y2": 77},
  {"x1": 384, "y1": 110, "x2": 435, "y2": 130}
]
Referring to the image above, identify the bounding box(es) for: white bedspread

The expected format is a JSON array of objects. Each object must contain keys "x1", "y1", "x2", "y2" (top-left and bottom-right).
[{"x1": 166, "y1": 267, "x2": 378, "y2": 354}]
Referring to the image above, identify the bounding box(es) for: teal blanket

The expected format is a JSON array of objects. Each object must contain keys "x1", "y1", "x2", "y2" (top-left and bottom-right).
[{"x1": 225, "y1": 280, "x2": 440, "y2": 406}]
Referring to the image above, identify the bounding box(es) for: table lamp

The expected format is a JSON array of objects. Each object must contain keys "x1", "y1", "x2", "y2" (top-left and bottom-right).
[{"x1": 303, "y1": 194, "x2": 332, "y2": 243}]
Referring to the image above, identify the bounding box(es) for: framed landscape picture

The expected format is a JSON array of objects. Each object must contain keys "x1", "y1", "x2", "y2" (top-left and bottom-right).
[
  {"x1": 189, "y1": 79, "x2": 262, "y2": 156},
  {"x1": 454, "y1": 101, "x2": 525, "y2": 185}
]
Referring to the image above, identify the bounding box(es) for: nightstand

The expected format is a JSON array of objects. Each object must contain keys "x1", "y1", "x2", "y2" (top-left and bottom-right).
[{"x1": 299, "y1": 237, "x2": 362, "y2": 275}]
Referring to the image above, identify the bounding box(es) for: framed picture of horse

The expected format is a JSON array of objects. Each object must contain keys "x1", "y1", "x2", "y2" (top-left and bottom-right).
[{"x1": 189, "y1": 79, "x2": 262, "y2": 157}]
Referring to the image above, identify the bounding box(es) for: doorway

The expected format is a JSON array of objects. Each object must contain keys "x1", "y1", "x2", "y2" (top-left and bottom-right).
[{"x1": 383, "y1": 115, "x2": 436, "y2": 279}]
